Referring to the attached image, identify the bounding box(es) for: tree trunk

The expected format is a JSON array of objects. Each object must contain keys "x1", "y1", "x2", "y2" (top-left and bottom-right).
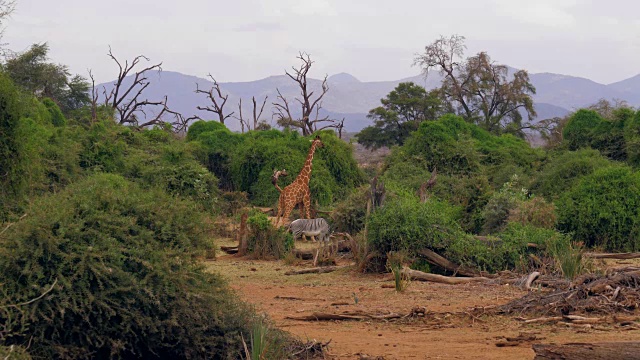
[
  {"x1": 401, "y1": 267, "x2": 491, "y2": 285},
  {"x1": 416, "y1": 248, "x2": 483, "y2": 277},
  {"x1": 237, "y1": 212, "x2": 249, "y2": 256},
  {"x1": 532, "y1": 342, "x2": 640, "y2": 360}
]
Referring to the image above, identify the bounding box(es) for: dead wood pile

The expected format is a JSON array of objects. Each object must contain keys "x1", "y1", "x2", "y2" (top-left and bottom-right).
[{"x1": 494, "y1": 269, "x2": 640, "y2": 316}]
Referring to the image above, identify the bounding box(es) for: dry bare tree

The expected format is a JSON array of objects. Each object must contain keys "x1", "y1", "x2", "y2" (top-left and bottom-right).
[
  {"x1": 195, "y1": 75, "x2": 233, "y2": 125},
  {"x1": 162, "y1": 104, "x2": 198, "y2": 135},
  {"x1": 103, "y1": 47, "x2": 166, "y2": 127},
  {"x1": 88, "y1": 69, "x2": 99, "y2": 123},
  {"x1": 234, "y1": 95, "x2": 269, "y2": 132},
  {"x1": 272, "y1": 52, "x2": 342, "y2": 135}
]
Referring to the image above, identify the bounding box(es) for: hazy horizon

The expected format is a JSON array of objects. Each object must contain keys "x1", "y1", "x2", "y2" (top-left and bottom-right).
[{"x1": 5, "y1": 0, "x2": 640, "y2": 85}]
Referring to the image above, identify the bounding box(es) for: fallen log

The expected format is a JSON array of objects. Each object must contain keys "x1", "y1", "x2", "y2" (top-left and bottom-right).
[
  {"x1": 532, "y1": 342, "x2": 640, "y2": 359},
  {"x1": 523, "y1": 316, "x2": 563, "y2": 324},
  {"x1": 416, "y1": 249, "x2": 483, "y2": 277},
  {"x1": 401, "y1": 267, "x2": 491, "y2": 285},
  {"x1": 585, "y1": 252, "x2": 640, "y2": 259},
  {"x1": 286, "y1": 310, "x2": 402, "y2": 321},
  {"x1": 284, "y1": 265, "x2": 349, "y2": 275}
]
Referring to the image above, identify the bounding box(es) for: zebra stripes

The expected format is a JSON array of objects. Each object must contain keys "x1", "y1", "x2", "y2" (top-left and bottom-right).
[{"x1": 288, "y1": 218, "x2": 331, "y2": 243}]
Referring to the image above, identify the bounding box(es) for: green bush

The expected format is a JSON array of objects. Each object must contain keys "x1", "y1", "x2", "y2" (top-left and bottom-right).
[
  {"x1": 331, "y1": 185, "x2": 370, "y2": 234},
  {"x1": 557, "y1": 166, "x2": 640, "y2": 251},
  {"x1": 530, "y1": 149, "x2": 614, "y2": 200},
  {"x1": 247, "y1": 213, "x2": 294, "y2": 259},
  {"x1": 480, "y1": 175, "x2": 528, "y2": 235},
  {"x1": 0, "y1": 73, "x2": 25, "y2": 218},
  {"x1": 190, "y1": 129, "x2": 363, "y2": 207},
  {"x1": 42, "y1": 98, "x2": 66, "y2": 127},
  {"x1": 186, "y1": 119, "x2": 229, "y2": 141},
  {"x1": 507, "y1": 196, "x2": 557, "y2": 229},
  {"x1": 0, "y1": 173, "x2": 278, "y2": 359},
  {"x1": 367, "y1": 197, "x2": 464, "y2": 256},
  {"x1": 563, "y1": 109, "x2": 603, "y2": 151},
  {"x1": 625, "y1": 110, "x2": 640, "y2": 167}
]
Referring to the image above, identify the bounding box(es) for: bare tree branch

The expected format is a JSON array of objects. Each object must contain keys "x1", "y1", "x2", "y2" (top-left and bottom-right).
[
  {"x1": 104, "y1": 46, "x2": 163, "y2": 126},
  {"x1": 272, "y1": 52, "x2": 338, "y2": 135},
  {"x1": 195, "y1": 74, "x2": 234, "y2": 124},
  {"x1": 252, "y1": 95, "x2": 268, "y2": 130},
  {"x1": 88, "y1": 69, "x2": 98, "y2": 123}
]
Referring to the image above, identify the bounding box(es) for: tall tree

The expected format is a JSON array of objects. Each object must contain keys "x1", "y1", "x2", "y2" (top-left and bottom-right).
[
  {"x1": 414, "y1": 35, "x2": 537, "y2": 136},
  {"x1": 5, "y1": 43, "x2": 90, "y2": 113},
  {"x1": 357, "y1": 82, "x2": 447, "y2": 149}
]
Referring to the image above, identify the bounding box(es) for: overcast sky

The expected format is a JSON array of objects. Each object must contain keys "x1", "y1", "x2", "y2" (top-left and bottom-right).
[{"x1": 5, "y1": 0, "x2": 640, "y2": 84}]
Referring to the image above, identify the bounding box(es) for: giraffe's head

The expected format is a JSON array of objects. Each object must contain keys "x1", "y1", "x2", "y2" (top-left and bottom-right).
[{"x1": 311, "y1": 135, "x2": 324, "y2": 148}]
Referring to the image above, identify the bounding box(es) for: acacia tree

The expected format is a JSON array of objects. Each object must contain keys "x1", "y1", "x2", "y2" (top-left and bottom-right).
[
  {"x1": 414, "y1": 35, "x2": 537, "y2": 136},
  {"x1": 357, "y1": 82, "x2": 447, "y2": 149},
  {"x1": 273, "y1": 52, "x2": 340, "y2": 135},
  {"x1": 103, "y1": 47, "x2": 166, "y2": 127},
  {"x1": 5, "y1": 43, "x2": 90, "y2": 113}
]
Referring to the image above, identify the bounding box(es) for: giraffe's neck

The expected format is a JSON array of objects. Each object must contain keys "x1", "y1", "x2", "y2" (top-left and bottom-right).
[{"x1": 296, "y1": 142, "x2": 319, "y2": 183}]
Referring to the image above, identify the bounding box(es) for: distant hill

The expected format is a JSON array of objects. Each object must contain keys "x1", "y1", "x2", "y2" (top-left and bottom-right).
[{"x1": 98, "y1": 68, "x2": 640, "y2": 132}]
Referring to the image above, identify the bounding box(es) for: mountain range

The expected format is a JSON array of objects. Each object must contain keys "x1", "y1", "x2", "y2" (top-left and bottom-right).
[{"x1": 98, "y1": 68, "x2": 640, "y2": 133}]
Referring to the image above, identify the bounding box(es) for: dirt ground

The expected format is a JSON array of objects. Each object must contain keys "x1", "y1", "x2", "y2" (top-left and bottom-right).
[{"x1": 206, "y1": 238, "x2": 640, "y2": 360}]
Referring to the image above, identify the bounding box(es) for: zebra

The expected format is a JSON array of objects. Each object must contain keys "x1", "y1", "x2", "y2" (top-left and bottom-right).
[{"x1": 287, "y1": 218, "x2": 331, "y2": 244}]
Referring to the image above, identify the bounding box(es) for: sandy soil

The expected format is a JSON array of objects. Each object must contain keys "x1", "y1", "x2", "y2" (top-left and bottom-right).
[{"x1": 206, "y1": 238, "x2": 640, "y2": 360}]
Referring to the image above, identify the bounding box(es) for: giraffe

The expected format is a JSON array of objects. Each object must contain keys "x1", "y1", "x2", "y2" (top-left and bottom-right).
[{"x1": 274, "y1": 135, "x2": 324, "y2": 227}]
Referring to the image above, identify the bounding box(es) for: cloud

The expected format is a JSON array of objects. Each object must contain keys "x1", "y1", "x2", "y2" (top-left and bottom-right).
[{"x1": 492, "y1": 0, "x2": 578, "y2": 28}]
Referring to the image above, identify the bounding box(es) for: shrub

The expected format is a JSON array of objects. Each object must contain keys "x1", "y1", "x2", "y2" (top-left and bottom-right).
[
  {"x1": 247, "y1": 213, "x2": 294, "y2": 259},
  {"x1": 331, "y1": 185, "x2": 370, "y2": 234},
  {"x1": 530, "y1": 149, "x2": 614, "y2": 200},
  {"x1": 0, "y1": 73, "x2": 25, "y2": 218},
  {"x1": 545, "y1": 235, "x2": 589, "y2": 279},
  {"x1": 507, "y1": 196, "x2": 557, "y2": 229},
  {"x1": 0, "y1": 173, "x2": 280, "y2": 359},
  {"x1": 625, "y1": 110, "x2": 640, "y2": 167},
  {"x1": 557, "y1": 166, "x2": 640, "y2": 251},
  {"x1": 42, "y1": 98, "x2": 66, "y2": 127},
  {"x1": 480, "y1": 175, "x2": 528, "y2": 235},
  {"x1": 191, "y1": 129, "x2": 363, "y2": 207},
  {"x1": 563, "y1": 109, "x2": 603, "y2": 151},
  {"x1": 367, "y1": 197, "x2": 464, "y2": 257}
]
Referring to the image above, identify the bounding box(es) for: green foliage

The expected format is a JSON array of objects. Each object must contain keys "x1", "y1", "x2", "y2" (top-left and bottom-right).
[
  {"x1": 545, "y1": 234, "x2": 589, "y2": 279},
  {"x1": 0, "y1": 73, "x2": 25, "y2": 218},
  {"x1": 0, "y1": 174, "x2": 266, "y2": 359},
  {"x1": 625, "y1": 110, "x2": 640, "y2": 167},
  {"x1": 386, "y1": 251, "x2": 410, "y2": 292},
  {"x1": 562, "y1": 109, "x2": 604, "y2": 151},
  {"x1": 191, "y1": 129, "x2": 363, "y2": 206},
  {"x1": 367, "y1": 197, "x2": 464, "y2": 256},
  {"x1": 331, "y1": 185, "x2": 370, "y2": 234},
  {"x1": 42, "y1": 97, "x2": 66, "y2": 127},
  {"x1": 557, "y1": 166, "x2": 640, "y2": 251},
  {"x1": 481, "y1": 175, "x2": 529, "y2": 235},
  {"x1": 186, "y1": 119, "x2": 230, "y2": 141},
  {"x1": 5, "y1": 43, "x2": 90, "y2": 114},
  {"x1": 0, "y1": 346, "x2": 31, "y2": 360},
  {"x1": 531, "y1": 149, "x2": 614, "y2": 200},
  {"x1": 357, "y1": 83, "x2": 446, "y2": 149},
  {"x1": 507, "y1": 196, "x2": 557, "y2": 229},
  {"x1": 247, "y1": 213, "x2": 294, "y2": 259}
]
